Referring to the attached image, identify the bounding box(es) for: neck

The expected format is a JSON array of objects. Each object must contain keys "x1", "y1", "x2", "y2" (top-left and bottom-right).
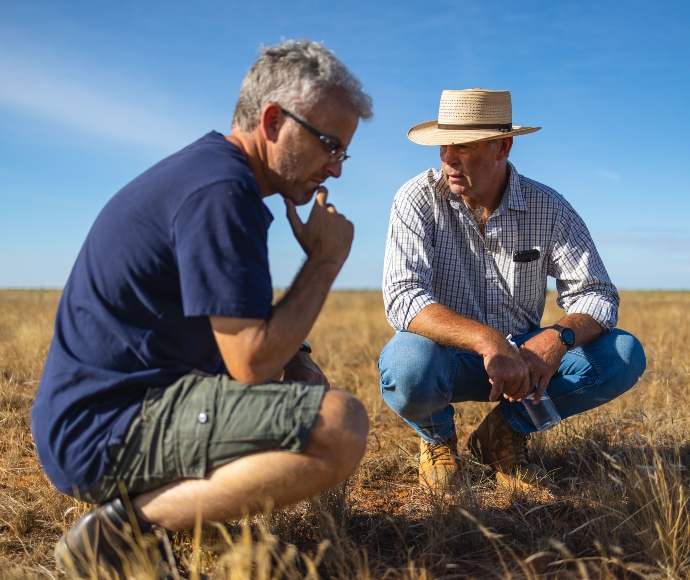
[
  {"x1": 469, "y1": 204, "x2": 488, "y2": 236},
  {"x1": 226, "y1": 129, "x2": 273, "y2": 198}
]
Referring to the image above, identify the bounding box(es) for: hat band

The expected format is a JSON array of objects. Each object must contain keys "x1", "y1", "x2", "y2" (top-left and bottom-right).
[{"x1": 437, "y1": 122, "x2": 513, "y2": 131}]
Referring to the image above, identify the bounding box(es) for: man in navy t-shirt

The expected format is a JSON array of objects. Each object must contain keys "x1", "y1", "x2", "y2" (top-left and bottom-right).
[{"x1": 32, "y1": 40, "x2": 373, "y2": 579}]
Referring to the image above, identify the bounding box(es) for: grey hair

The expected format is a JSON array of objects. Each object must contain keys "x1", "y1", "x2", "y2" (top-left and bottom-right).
[
  {"x1": 232, "y1": 40, "x2": 373, "y2": 132},
  {"x1": 487, "y1": 137, "x2": 510, "y2": 158}
]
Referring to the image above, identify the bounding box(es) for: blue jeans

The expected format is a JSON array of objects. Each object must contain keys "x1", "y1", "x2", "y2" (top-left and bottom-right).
[{"x1": 379, "y1": 329, "x2": 646, "y2": 443}]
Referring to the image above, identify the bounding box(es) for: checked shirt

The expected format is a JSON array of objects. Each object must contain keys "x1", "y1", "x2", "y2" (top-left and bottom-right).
[{"x1": 382, "y1": 162, "x2": 619, "y2": 336}]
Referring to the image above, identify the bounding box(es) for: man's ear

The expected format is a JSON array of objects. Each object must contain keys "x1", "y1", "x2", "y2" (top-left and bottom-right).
[
  {"x1": 259, "y1": 103, "x2": 283, "y2": 143},
  {"x1": 497, "y1": 136, "x2": 513, "y2": 160}
]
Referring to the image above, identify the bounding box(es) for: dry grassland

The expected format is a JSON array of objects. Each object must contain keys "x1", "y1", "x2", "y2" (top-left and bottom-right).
[{"x1": 1, "y1": 289, "x2": 689, "y2": 578}]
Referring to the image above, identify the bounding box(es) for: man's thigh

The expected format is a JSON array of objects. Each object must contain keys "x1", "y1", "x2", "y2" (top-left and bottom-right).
[
  {"x1": 545, "y1": 328, "x2": 645, "y2": 411},
  {"x1": 80, "y1": 371, "x2": 326, "y2": 504},
  {"x1": 378, "y1": 331, "x2": 491, "y2": 404}
]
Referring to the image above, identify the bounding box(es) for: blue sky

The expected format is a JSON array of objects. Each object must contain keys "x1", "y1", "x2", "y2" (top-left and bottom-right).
[{"x1": 1, "y1": 0, "x2": 689, "y2": 289}]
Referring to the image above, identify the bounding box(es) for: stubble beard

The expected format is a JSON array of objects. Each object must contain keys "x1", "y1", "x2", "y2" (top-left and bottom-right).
[{"x1": 270, "y1": 138, "x2": 317, "y2": 206}]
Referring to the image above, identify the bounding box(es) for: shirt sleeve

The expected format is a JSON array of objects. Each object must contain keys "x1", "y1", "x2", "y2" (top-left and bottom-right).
[
  {"x1": 173, "y1": 180, "x2": 274, "y2": 319},
  {"x1": 548, "y1": 200, "x2": 619, "y2": 331},
  {"x1": 382, "y1": 179, "x2": 438, "y2": 331}
]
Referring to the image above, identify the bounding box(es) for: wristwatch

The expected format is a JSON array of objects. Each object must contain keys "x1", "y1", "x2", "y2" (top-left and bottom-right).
[
  {"x1": 549, "y1": 324, "x2": 576, "y2": 350},
  {"x1": 299, "y1": 341, "x2": 312, "y2": 354}
]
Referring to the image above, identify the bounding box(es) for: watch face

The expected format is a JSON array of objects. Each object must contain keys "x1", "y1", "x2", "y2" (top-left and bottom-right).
[{"x1": 561, "y1": 327, "x2": 576, "y2": 346}]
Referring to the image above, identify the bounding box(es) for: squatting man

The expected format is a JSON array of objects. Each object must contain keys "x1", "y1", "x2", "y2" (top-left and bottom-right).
[
  {"x1": 31, "y1": 41, "x2": 372, "y2": 579},
  {"x1": 379, "y1": 88, "x2": 647, "y2": 489}
]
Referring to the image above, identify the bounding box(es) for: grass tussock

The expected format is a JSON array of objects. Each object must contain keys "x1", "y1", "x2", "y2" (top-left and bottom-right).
[{"x1": 1, "y1": 289, "x2": 690, "y2": 578}]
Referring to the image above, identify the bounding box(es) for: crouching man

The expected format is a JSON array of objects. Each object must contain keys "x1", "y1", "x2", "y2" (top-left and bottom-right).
[
  {"x1": 32, "y1": 40, "x2": 372, "y2": 579},
  {"x1": 379, "y1": 89, "x2": 645, "y2": 490}
]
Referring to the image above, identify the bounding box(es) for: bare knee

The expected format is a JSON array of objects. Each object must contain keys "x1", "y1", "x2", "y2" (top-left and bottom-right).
[{"x1": 306, "y1": 389, "x2": 368, "y2": 483}]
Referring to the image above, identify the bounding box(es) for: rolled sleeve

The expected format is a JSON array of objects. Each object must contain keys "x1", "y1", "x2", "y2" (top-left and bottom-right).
[
  {"x1": 549, "y1": 201, "x2": 619, "y2": 331},
  {"x1": 560, "y1": 290, "x2": 619, "y2": 331}
]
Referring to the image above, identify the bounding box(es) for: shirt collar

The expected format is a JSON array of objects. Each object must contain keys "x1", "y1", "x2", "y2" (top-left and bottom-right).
[
  {"x1": 435, "y1": 161, "x2": 527, "y2": 213},
  {"x1": 506, "y1": 161, "x2": 527, "y2": 213}
]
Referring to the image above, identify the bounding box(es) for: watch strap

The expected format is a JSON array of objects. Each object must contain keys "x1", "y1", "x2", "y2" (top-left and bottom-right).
[{"x1": 550, "y1": 324, "x2": 575, "y2": 349}]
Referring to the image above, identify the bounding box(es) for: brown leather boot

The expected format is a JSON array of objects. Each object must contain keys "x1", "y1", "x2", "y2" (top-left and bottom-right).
[
  {"x1": 419, "y1": 433, "x2": 459, "y2": 489},
  {"x1": 467, "y1": 404, "x2": 551, "y2": 488}
]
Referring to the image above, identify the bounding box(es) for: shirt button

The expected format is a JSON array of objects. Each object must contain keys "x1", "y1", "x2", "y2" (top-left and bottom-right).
[{"x1": 197, "y1": 412, "x2": 209, "y2": 424}]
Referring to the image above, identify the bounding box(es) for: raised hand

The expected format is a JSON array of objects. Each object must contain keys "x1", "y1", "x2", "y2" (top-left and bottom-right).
[{"x1": 285, "y1": 186, "x2": 354, "y2": 269}]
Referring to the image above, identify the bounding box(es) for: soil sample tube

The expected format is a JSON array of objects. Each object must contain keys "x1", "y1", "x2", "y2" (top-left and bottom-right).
[{"x1": 522, "y1": 391, "x2": 561, "y2": 431}]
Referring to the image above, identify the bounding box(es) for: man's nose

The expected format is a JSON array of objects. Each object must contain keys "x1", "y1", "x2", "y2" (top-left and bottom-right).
[
  {"x1": 325, "y1": 160, "x2": 343, "y2": 178},
  {"x1": 440, "y1": 146, "x2": 460, "y2": 164}
]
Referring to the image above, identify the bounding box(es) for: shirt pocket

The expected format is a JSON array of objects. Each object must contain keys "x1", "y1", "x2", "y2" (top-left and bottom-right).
[{"x1": 511, "y1": 252, "x2": 545, "y2": 310}]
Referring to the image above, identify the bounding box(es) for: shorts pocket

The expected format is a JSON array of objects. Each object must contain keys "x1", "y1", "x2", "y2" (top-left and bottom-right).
[{"x1": 170, "y1": 374, "x2": 216, "y2": 479}]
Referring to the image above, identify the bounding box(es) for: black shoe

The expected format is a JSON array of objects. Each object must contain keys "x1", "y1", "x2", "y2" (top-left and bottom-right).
[{"x1": 55, "y1": 497, "x2": 172, "y2": 579}]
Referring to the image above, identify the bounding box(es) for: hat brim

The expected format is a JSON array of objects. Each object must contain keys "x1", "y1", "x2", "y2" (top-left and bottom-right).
[{"x1": 407, "y1": 120, "x2": 541, "y2": 146}]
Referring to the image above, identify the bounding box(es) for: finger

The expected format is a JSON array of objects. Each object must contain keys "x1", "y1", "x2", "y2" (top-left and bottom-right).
[
  {"x1": 489, "y1": 378, "x2": 503, "y2": 403},
  {"x1": 526, "y1": 364, "x2": 539, "y2": 392},
  {"x1": 532, "y1": 376, "x2": 549, "y2": 404},
  {"x1": 285, "y1": 199, "x2": 303, "y2": 235},
  {"x1": 519, "y1": 350, "x2": 538, "y2": 387},
  {"x1": 517, "y1": 372, "x2": 532, "y2": 402},
  {"x1": 507, "y1": 372, "x2": 531, "y2": 403},
  {"x1": 314, "y1": 186, "x2": 329, "y2": 206}
]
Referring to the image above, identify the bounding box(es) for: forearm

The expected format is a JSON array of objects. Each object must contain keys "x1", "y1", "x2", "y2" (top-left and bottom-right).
[
  {"x1": 268, "y1": 255, "x2": 341, "y2": 360},
  {"x1": 553, "y1": 313, "x2": 605, "y2": 348},
  {"x1": 212, "y1": 256, "x2": 340, "y2": 383},
  {"x1": 408, "y1": 303, "x2": 510, "y2": 357}
]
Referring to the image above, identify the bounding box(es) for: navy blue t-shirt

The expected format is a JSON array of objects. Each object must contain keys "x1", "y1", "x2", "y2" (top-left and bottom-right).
[{"x1": 31, "y1": 132, "x2": 274, "y2": 495}]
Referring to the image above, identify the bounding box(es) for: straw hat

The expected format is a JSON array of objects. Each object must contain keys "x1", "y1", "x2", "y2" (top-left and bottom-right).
[{"x1": 408, "y1": 89, "x2": 540, "y2": 146}]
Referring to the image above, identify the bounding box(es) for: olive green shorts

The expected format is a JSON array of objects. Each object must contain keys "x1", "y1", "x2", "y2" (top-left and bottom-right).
[{"x1": 80, "y1": 371, "x2": 326, "y2": 505}]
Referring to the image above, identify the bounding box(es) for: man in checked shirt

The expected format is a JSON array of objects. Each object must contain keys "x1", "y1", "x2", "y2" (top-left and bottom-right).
[{"x1": 379, "y1": 89, "x2": 646, "y2": 489}]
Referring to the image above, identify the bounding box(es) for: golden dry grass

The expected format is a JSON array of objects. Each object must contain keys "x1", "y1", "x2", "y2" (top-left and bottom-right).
[{"x1": 1, "y1": 289, "x2": 689, "y2": 578}]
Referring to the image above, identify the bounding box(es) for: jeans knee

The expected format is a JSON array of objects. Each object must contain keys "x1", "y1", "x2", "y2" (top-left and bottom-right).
[
  {"x1": 379, "y1": 333, "x2": 450, "y2": 421},
  {"x1": 617, "y1": 331, "x2": 646, "y2": 388},
  {"x1": 380, "y1": 372, "x2": 434, "y2": 421}
]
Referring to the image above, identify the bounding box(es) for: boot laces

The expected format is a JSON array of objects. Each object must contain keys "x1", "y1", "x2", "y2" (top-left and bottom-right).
[
  {"x1": 508, "y1": 431, "x2": 530, "y2": 467},
  {"x1": 423, "y1": 440, "x2": 455, "y2": 465}
]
